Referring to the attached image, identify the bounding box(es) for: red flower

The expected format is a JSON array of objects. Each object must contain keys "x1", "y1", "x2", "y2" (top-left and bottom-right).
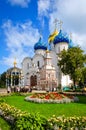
[{"x1": 29, "y1": 92, "x2": 74, "y2": 100}]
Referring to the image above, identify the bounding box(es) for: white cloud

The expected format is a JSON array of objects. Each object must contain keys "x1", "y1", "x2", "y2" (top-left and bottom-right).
[
  {"x1": 38, "y1": 0, "x2": 51, "y2": 17},
  {"x1": 57, "y1": 0, "x2": 86, "y2": 34},
  {"x1": 8, "y1": 0, "x2": 30, "y2": 7},
  {"x1": 53, "y1": 0, "x2": 86, "y2": 53},
  {"x1": 72, "y1": 33, "x2": 86, "y2": 53},
  {"x1": 38, "y1": 0, "x2": 86, "y2": 53},
  {"x1": 2, "y1": 20, "x2": 40, "y2": 67}
]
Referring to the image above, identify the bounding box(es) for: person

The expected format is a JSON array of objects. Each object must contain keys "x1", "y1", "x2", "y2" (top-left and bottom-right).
[{"x1": 7, "y1": 86, "x2": 11, "y2": 93}]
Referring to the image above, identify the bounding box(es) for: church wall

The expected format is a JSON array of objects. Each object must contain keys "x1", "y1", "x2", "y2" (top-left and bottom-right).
[
  {"x1": 22, "y1": 57, "x2": 32, "y2": 74},
  {"x1": 54, "y1": 42, "x2": 69, "y2": 87},
  {"x1": 50, "y1": 51, "x2": 57, "y2": 67},
  {"x1": 55, "y1": 42, "x2": 68, "y2": 54},
  {"x1": 35, "y1": 49, "x2": 46, "y2": 56},
  {"x1": 33, "y1": 54, "x2": 44, "y2": 68},
  {"x1": 50, "y1": 51, "x2": 58, "y2": 75},
  {"x1": 61, "y1": 74, "x2": 73, "y2": 88},
  {"x1": 22, "y1": 57, "x2": 32, "y2": 86}
]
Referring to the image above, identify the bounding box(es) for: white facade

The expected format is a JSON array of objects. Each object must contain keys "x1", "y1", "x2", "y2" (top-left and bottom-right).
[{"x1": 21, "y1": 37, "x2": 72, "y2": 90}]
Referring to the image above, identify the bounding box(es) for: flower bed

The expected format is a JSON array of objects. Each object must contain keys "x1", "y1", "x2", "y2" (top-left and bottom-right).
[
  {"x1": 0, "y1": 103, "x2": 50, "y2": 130},
  {"x1": 25, "y1": 92, "x2": 79, "y2": 103},
  {"x1": 0, "y1": 103, "x2": 86, "y2": 130},
  {"x1": 49, "y1": 115, "x2": 86, "y2": 129}
]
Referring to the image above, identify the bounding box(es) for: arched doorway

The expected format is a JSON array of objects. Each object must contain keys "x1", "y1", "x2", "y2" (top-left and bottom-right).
[{"x1": 30, "y1": 75, "x2": 37, "y2": 87}]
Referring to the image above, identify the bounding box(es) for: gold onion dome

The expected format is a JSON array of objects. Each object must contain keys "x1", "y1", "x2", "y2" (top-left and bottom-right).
[{"x1": 48, "y1": 29, "x2": 58, "y2": 43}]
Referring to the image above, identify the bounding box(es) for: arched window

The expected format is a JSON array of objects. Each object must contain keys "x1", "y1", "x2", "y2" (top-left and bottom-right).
[{"x1": 37, "y1": 61, "x2": 40, "y2": 67}]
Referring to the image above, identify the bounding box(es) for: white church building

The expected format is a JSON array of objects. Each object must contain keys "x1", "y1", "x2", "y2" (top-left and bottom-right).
[{"x1": 21, "y1": 27, "x2": 73, "y2": 91}]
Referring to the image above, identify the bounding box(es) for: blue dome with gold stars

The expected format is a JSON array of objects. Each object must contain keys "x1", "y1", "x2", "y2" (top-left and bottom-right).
[
  {"x1": 34, "y1": 37, "x2": 47, "y2": 50},
  {"x1": 53, "y1": 30, "x2": 69, "y2": 44}
]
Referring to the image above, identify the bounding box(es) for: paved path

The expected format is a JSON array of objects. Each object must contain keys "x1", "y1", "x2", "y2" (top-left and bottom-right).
[{"x1": 0, "y1": 88, "x2": 7, "y2": 94}]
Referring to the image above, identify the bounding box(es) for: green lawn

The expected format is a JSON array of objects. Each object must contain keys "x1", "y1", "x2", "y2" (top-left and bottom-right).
[
  {"x1": 0, "y1": 116, "x2": 11, "y2": 130},
  {"x1": 1, "y1": 95, "x2": 86, "y2": 118}
]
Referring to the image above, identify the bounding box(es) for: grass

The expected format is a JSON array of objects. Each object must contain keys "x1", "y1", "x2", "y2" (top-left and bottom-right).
[
  {"x1": 0, "y1": 94, "x2": 86, "y2": 118},
  {"x1": 0, "y1": 116, "x2": 11, "y2": 130}
]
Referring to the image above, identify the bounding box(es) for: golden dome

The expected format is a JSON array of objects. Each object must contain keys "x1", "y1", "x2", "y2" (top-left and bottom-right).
[{"x1": 48, "y1": 29, "x2": 58, "y2": 43}]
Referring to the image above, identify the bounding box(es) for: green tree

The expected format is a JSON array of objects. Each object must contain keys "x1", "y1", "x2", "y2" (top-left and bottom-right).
[
  {"x1": 0, "y1": 72, "x2": 6, "y2": 88},
  {"x1": 58, "y1": 47, "x2": 86, "y2": 86}
]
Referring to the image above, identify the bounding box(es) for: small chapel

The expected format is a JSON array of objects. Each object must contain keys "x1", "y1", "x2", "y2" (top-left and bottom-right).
[{"x1": 21, "y1": 21, "x2": 74, "y2": 91}]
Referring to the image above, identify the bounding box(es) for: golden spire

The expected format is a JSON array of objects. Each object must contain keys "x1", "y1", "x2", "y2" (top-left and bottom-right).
[
  {"x1": 13, "y1": 58, "x2": 17, "y2": 67},
  {"x1": 58, "y1": 20, "x2": 63, "y2": 30}
]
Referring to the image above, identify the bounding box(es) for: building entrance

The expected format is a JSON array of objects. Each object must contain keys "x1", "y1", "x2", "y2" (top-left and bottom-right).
[{"x1": 30, "y1": 75, "x2": 37, "y2": 87}]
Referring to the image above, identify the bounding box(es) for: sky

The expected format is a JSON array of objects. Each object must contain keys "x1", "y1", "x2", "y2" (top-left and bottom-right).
[{"x1": 0, "y1": 0, "x2": 86, "y2": 74}]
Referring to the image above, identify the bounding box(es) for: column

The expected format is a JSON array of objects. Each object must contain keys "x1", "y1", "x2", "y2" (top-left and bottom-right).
[
  {"x1": 19, "y1": 74, "x2": 21, "y2": 87},
  {"x1": 13, "y1": 75, "x2": 15, "y2": 87},
  {"x1": 11, "y1": 74, "x2": 13, "y2": 87}
]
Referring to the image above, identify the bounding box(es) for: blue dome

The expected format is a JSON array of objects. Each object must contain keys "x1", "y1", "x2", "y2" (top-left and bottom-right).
[
  {"x1": 53, "y1": 30, "x2": 69, "y2": 44},
  {"x1": 34, "y1": 37, "x2": 47, "y2": 50}
]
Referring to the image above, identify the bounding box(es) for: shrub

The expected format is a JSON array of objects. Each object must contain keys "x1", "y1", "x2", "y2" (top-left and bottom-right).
[
  {"x1": 49, "y1": 115, "x2": 86, "y2": 130},
  {"x1": 0, "y1": 103, "x2": 51, "y2": 130},
  {"x1": 14, "y1": 113, "x2": 51, "y2": 130},
  {"x1": 0, "y1": 102, "x2": 86, "y2": 130},
  {"x1": 0, "y1": 98, "x2": 5, "y2": 103}
]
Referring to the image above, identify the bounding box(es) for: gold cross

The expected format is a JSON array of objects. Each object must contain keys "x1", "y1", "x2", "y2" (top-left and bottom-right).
[{"x1": 58, "y1": 20, "x2": 63, "y2": 30}]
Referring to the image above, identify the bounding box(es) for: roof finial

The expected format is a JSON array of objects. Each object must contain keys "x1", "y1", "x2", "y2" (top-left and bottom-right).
[
  {"x1": 13, "y1": 57, "x2": 17, "y2": 67},
  {"x1": 70, "y1": 32, "x2": 72, "y2": 40},
  {"x1": 59, "y1": 20, "x2": 63, "y2": 30},
  {"x1": 46, "y1": 49, "x2": 49, "y2": 53},
  {"x1": 53, "y1": 18, "x2": 58, "y2": 30},
  {"x1": 39, "y1": 29, "x2": 42, "y2": 39}
]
